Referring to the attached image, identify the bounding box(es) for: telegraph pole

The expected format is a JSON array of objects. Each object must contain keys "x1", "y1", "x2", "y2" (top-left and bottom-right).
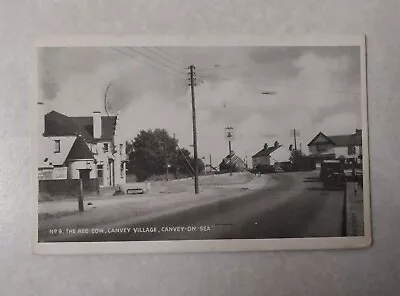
[
  {"x1": 189, "y1": 65, "x2": 199, "y2": 194},
  {"x1": 225, "y1": 127, "x2": 234, "y2": 176},
  {"x1": 173, "y1": 133, "x2": 178, "y2": 179},
  {"x1": 228, "y1": 140, "x2": 233, "y2": 175}
]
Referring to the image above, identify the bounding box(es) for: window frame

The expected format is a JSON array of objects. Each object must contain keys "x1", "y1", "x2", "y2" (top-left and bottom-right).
[
  {"x1": 316, "y1": 143, "x2": 327, "y2": 153},
  {"x1": 347, "y1": 145, "x2": 356, "y2": 155},
  {"x1": 54, "y1": 140, "x2": 61, "y2": 153},
  {"x1": 103, "y1": 143, "x2": 109, "y2": 152}
]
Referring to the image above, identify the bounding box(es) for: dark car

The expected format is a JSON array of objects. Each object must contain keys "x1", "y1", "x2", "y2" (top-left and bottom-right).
[
  {"x1": 320, "y1": 160, "x2": 346, "y2": 189},
  {"x1": 279, "y1": 161, "x2": 292, "y2": 172}
]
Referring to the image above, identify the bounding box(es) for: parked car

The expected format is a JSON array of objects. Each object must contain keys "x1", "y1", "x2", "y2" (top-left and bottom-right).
[
  {"x1": 355, "y1": 167, "x2": 363, "y2": 186},
  {"x1": 255, "y1": 164, "x2": 276, "y2": 174},
  {"x1": 320, "y1": 160, "x2": 346, "y2": 189},
  {"x1": 323, "y1": 170, "x2": 346, "y2": 190},
  {"x1": 279, "y1": 161, "x2": 292, "y2": 172},
  {"x1": 344, "y1": 167, "x2": 355, "y2": 181}
]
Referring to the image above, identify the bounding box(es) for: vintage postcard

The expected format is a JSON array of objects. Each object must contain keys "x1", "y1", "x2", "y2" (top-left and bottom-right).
[{"x1": 32, "y1": 35, "x2": 371, "y2": 254}]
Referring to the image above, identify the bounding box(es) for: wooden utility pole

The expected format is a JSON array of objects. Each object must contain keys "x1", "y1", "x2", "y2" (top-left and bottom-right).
[
  {"x1": 228, "y1": 140, "x2": 233, "y2": 176},
  {"x1": 78, "y1": 179, "x2": 84, "y2": 212},
  {"x1": 225, "y1": 126, "x2": 234, "y2": 176},
  {"x1": 189, "y1": 65, "x2": 199, "y2": 194},
  {"x1": 173, "y1": 133, "x2": 178, "y2": 179}
]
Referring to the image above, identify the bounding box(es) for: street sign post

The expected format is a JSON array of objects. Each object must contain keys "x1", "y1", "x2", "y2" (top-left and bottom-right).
[
  {"x1": 225, "y1": 126, "x2": 235, "y2": 142},
  {"x1": 225, "y1": 127, "x2": 234, "y2": 176}
]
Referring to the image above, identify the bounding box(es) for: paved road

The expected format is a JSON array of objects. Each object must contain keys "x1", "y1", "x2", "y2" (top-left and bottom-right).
[{"x1": 57, "y1": 170, "x2": 345, "y2": 242}]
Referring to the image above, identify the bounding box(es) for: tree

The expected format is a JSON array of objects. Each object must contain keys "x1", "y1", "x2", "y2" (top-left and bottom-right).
[
  {"x1": 175, "y1": 147, "x2": 205, "y2": 177},
  {"x1": 289, "y1": 149, "x2": 305, "y2": 161},
  {"x1": 127, "y1": 129, "x2": 204, "y2": 181}
]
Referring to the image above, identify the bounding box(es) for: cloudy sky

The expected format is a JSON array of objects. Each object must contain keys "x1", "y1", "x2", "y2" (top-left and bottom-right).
[{"x1": 39, "y1": 45, "x2": 361, "y2": 165}]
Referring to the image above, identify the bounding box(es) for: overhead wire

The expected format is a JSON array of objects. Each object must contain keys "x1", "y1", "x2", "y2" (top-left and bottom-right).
[
  {"x1": 113, "y1": 47, "x2": 359, "y2": 96},
  {"x1": 154, "y1": 47, "x2": 187, "y2": 67},
  {"x1": 111, "y1": 48, "x2": 185, "y2": 79},
  {"x1": 127, "y1": 47, "x2": 185, "y2": 75},
  {"x1": 143, "y1": 47, "x2": 186, "y2": 70}
]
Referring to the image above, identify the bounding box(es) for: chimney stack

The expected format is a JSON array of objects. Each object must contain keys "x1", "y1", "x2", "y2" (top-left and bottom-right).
[
  {"x1": 37, "y1": 101, "x2": 45, "y2": 136},
  {"x1": 93, "y1": 111, "x2": 102, "y2": 139},
  {"x1": 264, "y1": 143, "x2": 268, "y2": 150}
]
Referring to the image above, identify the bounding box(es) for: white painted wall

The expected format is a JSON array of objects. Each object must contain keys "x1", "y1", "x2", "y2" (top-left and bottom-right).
[
  {"x1": 270, "y1": 147, "x2": 292, "y2": 163},
  {"x1": 308, "y1": 144, "x2": 335, "y2": 156},
  {"x1": 94, "y1": 140, "x2": 114, "y2": 186},
  {"x1": 309, "y1": 145, "x2": 362, "y2": 159},
  {"x1": 67, "y1": 159, "x2": 97, "y2": 179},
  {"x1": 93, "y1": 111, "x2": 102, "y2": 139},
  {"x1": 252, "y1": 156, "x2": 271, "y2": 168}
]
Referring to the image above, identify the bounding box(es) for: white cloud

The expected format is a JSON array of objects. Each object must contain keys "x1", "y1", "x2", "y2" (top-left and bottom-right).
[{"x1": 41, "y1": 46, "x2": 361, "y2": 166}]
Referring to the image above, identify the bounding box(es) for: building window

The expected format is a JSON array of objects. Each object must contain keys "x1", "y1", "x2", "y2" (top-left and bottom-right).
[
  {"x1": 316, "y1": 143, "x2": 327, "y2": 153},
  {"x1": 348, "y1": 145, "x2": 356, "y2": 155},
  {"x1": 91, "y1": 144, "x2": 98, "y2": 154},
  {"x1": 54, "y1": 140, "x2": 60, "y2": 153},
  {"x1": 103, "y1": 143, "x2": 109, "y2": 152},
  {"x1": 97, "y1": 164, "x2": 104, "y2": 186}
]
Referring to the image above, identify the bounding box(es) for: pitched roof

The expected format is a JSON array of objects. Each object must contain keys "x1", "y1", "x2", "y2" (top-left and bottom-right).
[
  {"x1": 220, "y1": 154, "x2": 245, "y2": 167},
  {"x1": 307, "y1": 132, "x2": 335, "y2": 146},
  {"x1": 71, "y1": 116, "x2": 117, "y2": 142},
  {"x1": 308, "y1": 131, "x2": 362, "y2": 147},
  {"x1": 329, "y1": 135, "x2": 360, "y2": 146},
  {"x1": 38, "y1": 135, "x2": 76, "y2": 166},
  {"x1": 252, "y1": 145, "x2": 281, "y2": 158},
  {"x1": 64, "y1": 136, "x2": 95, "y2": 163},
  {"x1": 44, "y1": 111, "x2": 95, "y2": 142},
  {"x1": 44, "y1": 111, "x2": 117, "y2": 143}
]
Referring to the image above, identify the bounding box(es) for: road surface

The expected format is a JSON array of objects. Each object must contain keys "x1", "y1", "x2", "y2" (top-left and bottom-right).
[{"x1": 41, "y1": 170, "x2": 345, "y2": 242}]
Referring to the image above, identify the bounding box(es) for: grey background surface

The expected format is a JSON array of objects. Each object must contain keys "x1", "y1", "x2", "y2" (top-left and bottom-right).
[{"x1": 0, "y1": 1, "x2": 399, "y2": 295}]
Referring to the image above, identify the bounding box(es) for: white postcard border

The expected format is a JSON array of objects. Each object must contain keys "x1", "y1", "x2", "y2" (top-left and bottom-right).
[{"x1": 31, "y1": 34, "x2": 371, "y2": 255}]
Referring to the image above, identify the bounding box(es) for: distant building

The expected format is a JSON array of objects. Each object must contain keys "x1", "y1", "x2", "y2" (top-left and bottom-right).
[
  {"x1": 307, "y1": 129, "x2": 362, "y2": 165},
  {"x1": 219, "y1": 152, "x2": 246, "y2": 172},
  {"x1": 251, "y1": 142, "x2": 291, "y2": 168},
  {"x1": 37, "y1": 102, "x2": 127, "y2": 187}
]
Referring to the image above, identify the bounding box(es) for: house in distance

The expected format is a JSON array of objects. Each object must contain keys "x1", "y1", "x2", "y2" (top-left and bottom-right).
[
  {"x1": 251, "y1": 141, "x2": 291, "y2": 170},
  {"x1": 219, "y1": 151, "x2": 246, "y2": 172},
  {"x1": 307, "y1": 129, "x2": 362, "y2": 166}
]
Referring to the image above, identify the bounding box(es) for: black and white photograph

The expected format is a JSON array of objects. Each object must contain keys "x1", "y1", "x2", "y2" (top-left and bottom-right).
[{"x1": 33, "y1": 36, "x2": 370, "y2": 254}]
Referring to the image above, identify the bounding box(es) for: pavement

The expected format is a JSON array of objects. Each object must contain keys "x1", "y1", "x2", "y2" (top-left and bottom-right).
[
  {"x1": 38, "y1": 172, "x2": 271, "y2": 241},
  {"x1": 38, "y1": 171, "x2": 346, "y2": 242},
  {"x1": 38, "y1": 172, "x2": 264, "y2": 218},
  {"x1": 345, "y1": 182, "x2": 364, "y2": 236}
]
